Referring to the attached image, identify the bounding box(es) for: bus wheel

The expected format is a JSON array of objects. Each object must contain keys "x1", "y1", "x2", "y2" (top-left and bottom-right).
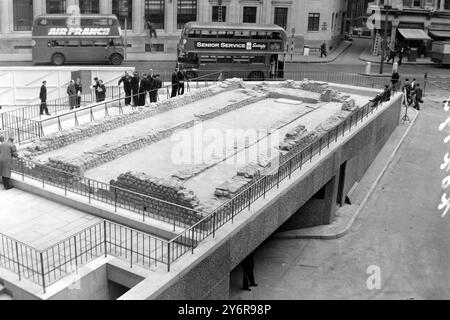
[
  {"x1": 249, "y1": 71, "x2": 264, "y2": 81},
  {"x1": 110, "y1": 54, "x2": 123, "y2": 65},
  {"x1": 51, "y1": 53, "x2": 65, "y2": 66}
]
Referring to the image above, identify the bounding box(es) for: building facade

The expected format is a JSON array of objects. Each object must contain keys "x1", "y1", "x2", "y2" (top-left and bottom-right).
[
  {"x1": 356, "y1": 0, "x2": 450, "y2": 56},
  {"x1": 0, "y1": 0, "x2": 348, "y2": 61}
]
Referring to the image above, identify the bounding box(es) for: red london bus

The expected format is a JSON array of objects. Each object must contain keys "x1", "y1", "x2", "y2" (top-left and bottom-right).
[
  {"x1": 32, "y1": 14, "x2": 124, "y2": 65},
  {"x1": 177, "y1": 22, "x2": 288, "y2": 80}
]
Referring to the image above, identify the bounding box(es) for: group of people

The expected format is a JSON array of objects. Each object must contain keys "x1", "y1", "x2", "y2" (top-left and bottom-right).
[
  {"x1": 403, "y1": 77, "x2": 423, "y2": 110},
  {"x1": 90, "y1": 77, "x2": 107, "y2": 103},
  {"x1": 118, "y1": 70, "x2": 163, "y2": 107},
  {"x1": 67, "y1": 78, "x2": 84, "y2": 109},
  {"x1": 385, "y1": 43, "x2": 414, "y2": 66},
  {"x1": 171, "y1": 67, "x2": 188, "y2": 98},
  {"x1": 0, "y1": 135, "x2": 18, "y2": 190}
]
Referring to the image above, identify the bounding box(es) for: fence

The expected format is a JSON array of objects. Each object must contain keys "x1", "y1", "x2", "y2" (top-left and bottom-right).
[
  {"x1": 167, "y1": 81, "x2": 402, "y2": 264},
  {"x1": 0, "y1": 220, "x2": 170, "y2": 294},
  {"x1": 11, "y1": 157, "x2": 205, "y2": 230},
  {"x1": 1, "y1": 82, "x2": 401, "y2": 294}
]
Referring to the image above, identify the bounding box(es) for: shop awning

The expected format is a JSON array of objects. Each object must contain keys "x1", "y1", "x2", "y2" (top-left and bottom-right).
[
  {"x1": 429, "y1": 30, "x2": 450, "y2": 39},
  {"x1": 398, "y1": 29, "x2": 432, "y2": 40}
]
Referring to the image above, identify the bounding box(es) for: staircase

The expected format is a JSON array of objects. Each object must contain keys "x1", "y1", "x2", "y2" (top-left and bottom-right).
[{"x1": 0, "y1": 280, "x2": 13, "y2": 300}]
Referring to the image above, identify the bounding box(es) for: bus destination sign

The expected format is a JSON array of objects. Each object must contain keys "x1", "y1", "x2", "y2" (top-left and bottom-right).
[
  {"x1": 195, "y1": 41, "x2": 268, "y2": 51},
  {"x1": 47, "y1": 27, "x2": 111, "y2": 36}
]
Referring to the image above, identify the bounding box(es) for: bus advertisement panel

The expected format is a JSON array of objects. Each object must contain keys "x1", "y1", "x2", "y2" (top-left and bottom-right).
[
  {"x1": 32, "y1": 14, "x2": 124, "y2": 65},
  {"x1": 177, "y1": 22, "x2": 288, "y2": 80}
]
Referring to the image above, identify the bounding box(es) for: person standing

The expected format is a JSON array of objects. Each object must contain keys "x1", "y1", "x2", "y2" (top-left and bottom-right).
[
  {"x1": 386, "y1": 48, "x2": 396, "y2": 64},
  {"x1": 171, "y1": 68, "x2": 179, "y2": 98},
  {"x1": 413, "y1": 83, "x2": 423, "y2": 111},
  {"x1": 118, "y1": 71, "x2": 132, "y2": 106},
  {"x1": 90, "y1": 77, "x2": 100, "y2": 103},
  {"x1": 145, "y1": 19, "x2": 157, "y2": 39},
  {"x1": 97, "y1": 80, "x2": 106, "y2": 102},
  {"x1": 152, "y1": 74, "x2": 162, "y2": 102},
  {"x1": 177, "y1": 69, "x2": 186, "y2": 95},
  {"x1": 39, "y1": 80, "x2": 50, "y2": 115},
  {"x1": 147, "y1": 71, "x2": 156, "y2": 103},
  {"x1": 131, "y1": 72, "x2": 140, "y2": 106},
  {"x1": 75, "y1": 78, "x2": 82, "y2": 108},
  {"x1": 67, "y1": 80, "x2": 77, "y2": 110},
  {"x1": 138, "y1": 73, "x2": 149, "y2": 106},
  {"x1": 0, "y1": 136, "x2": 18, "y2": 190},
  {"x1": 320, "y1": 41, "x2": 327, "y2": 58},
  {"x1": 391, "y1": 71, "x2": 400, "y2": 87},
  {"x1": 398, "y1": 47, "x2": 404, "y2": 66},
  {"x1": 242, "y1": 254, "x2": 257, "y2": 291}
]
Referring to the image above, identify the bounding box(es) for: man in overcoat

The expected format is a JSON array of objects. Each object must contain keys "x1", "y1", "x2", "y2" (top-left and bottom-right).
[
  {"x1": 67, "y1": 80, "x2": 77, "y2": 110},
  {"x1": 0, "y1": 136, "x2": 18, "y2": 190}
]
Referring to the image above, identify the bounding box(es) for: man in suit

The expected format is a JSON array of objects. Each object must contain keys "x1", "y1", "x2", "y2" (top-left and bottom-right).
[
  {"x1": 320, "y1": 41, "x2": 327, "y2": 58},
  {"x1": 0, "y1": 136, "x2": 18, "y2": 190},
  {"x1": 67, "y1": 80, "x2": 77, "y2": 110},
  {"x1": 75, "y1": 78, "x2": 83, "y2": 108},
  {"x1": 177, "y1": 69, "x2": 186, "y2": 95},
  {"x1": 171, "y1": 68, "x2": 179, "y2": 98},
  {"x1": 130, "y1": 72, "x2": 140, "y2": 106},
  {"x1": 413, "y1": 83, "x2": 423, "y2": 111},
  {"x1": 152, "y1": 74, "x2": 162, "y2": 102},
  {"x1": 39, "y1": 80, "x2": 50, "y2": 115},
  {"x1": 118, "y1": 71, "x2": 132, "y2": 106}
]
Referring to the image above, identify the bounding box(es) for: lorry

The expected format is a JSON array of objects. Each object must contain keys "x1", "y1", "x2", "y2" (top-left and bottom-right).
[{"x1": 431, "y1": 41, "x2": 450, "y2": 66}]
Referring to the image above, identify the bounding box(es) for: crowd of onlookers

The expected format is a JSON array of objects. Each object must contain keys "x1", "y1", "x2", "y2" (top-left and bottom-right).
[{"x1": 118, "y1": 70, "x2": 163, "y2": 107}]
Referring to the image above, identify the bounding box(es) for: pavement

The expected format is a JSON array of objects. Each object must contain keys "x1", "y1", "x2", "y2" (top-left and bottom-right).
[
  {"x1": 359, "y1": 46, "x2": 434, "y2": 66},
  {"x1": 285, "y1": 41, "x2": 353, "y2": 64},
  {"x1": 230, "y1": 87, "x2": 450, "y2": 299},
  {"x1": 273, "y1": 104, "x2": 419, "y2": 240}
]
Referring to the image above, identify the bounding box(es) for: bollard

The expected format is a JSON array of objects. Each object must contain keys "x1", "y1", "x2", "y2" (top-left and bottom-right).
[
  {"x1": 392, "y1": 62, "x2": 398, "y2": 73},
  {"x1": 365, "y1": 62, "x2": 371, "y2": 75}
]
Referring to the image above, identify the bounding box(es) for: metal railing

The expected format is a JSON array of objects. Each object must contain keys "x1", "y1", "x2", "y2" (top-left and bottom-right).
[
  {"x1": 166, "y1": 81, "x2": 402, "y2": 264},
  {"x1": 0, "y1": 220, "x2": 170, "y2": 294},
  {"x1": 1, "y1": 82, "x2": 400, "y2": 293},
  {"x1": 11, "y1": 157, "x2": 205, "y2": 230}
]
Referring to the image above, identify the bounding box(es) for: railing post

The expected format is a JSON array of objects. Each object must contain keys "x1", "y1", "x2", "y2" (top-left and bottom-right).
[
  {"x1": 88, "y1": 179, "x2": 91, "y2": 204},
  {"x1": 212, "y1": 211, "x2": 217, "y2": 238},
  {"x1": 15, "y1": 242, "x2": 21, "y2": 281},
  {"x1": 191, "y1": 228, "x2": 195, "y2": 254},
  {"x1": 289, "y1": 158, "x2": 292, "y2": 179},
  {"x1": 74, "y1": 236, "x2": 78, "y2": 273},
  {"x1": 263, "y1": 176, "x2": 267, "y2": 199},
  {"x1": 277, "y1": 167, "x2": 280, "y2": 188},
  {"x1": 40, "y1": 252, "x2": 46, "y2": 294},
  {"x1": 103, "y1": 220, "x2": 107, "y2": 258},
  {"x1": 130, "y1": 230, "x2": 133, "y2": 268},
  {"x1": 248, "y1": 187, "x2": 251, "y2": 210},
  {"x1": 114, "y1": 187, "x2": 117, "y2": 212},
  {"x1": 167, "y1": 242, "x2": 171, "y2": 272},
  {"x1": 142, "y1": 195, "x2": 145, "y2": 222}
]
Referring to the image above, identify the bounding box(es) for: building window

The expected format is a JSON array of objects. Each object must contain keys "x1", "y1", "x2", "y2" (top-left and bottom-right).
[
  {"x1": 112, "y1": 0, "x2": 133, "y2": 30},
  {"x1": 243, "y1": 6, "x2": 257, "y2": 23},
  {"x1": 445, "y1": 0, "x2": 450, "y2": 9},
  {"x1": 177, "y1": 0, "x2": 197, "y2": 29},
  {"x1": 145, "y1": 0, "x2": 165, "y2": 29},
  {"x1": 14, "y1": 0, "x2": 33, "y2": 31},
  {"x1": 308, "y1": 13, "x2": 320, "y2": 31},
  {"x1": 79, "y1": 0, "x2": 100, "y2": 14},
  {"x1": 274, "y1": 7, "x2": 288, "y2": 30},
  {"x1": 46, "y1": 0, "x2": 66, "y2": 13},
  {"x1": 212, "y1": 6, "x2": 227, "y2": 22}
]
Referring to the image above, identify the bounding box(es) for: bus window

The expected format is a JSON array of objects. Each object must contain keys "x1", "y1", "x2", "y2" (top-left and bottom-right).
[
  {"x1": 201, "y1": 56, "x2": 217, "y2": 63},
  {"x1": 224, "y1": 31, "x2": 234, "y2": 38},
  {"x1": 94, "y1": 40, "x2": 108, "y2": 47},
  {"x1": 200, "y1": 30, "x2": 215, "y2": 38},
  {"x1": 233, "y1": 56, "x2": 249, "y2": 64},
  {"x1": 269, "y1": 32, "x2": 282, "y2": 40},
  {"x1": 217, "y1": 56, "x2": 233, "y2": 63},
  {"x1": 249, "y1": 56, "x2": 265, "y2": 64},
  {"x1": 48, "y1": 40, "x2": 64, "y2": 47},
  {"x1": 188, "y1": 29, "x2": 199, "y2": 38},
  {"x1": 38, "y1": 19, "x2": 48, "y2": 26},
  {"x1": 80, "y1": 40, "x2": 94, "y2": 47},
  {"x1": 235, "y1": 31, "x2": 250, "y2": 39},
  {"x1": 66, "y1": 40, "x2": 80, "y2": 47},
  {"x1": 50, "y1": 19, "x2": 67, "y2": 26}
]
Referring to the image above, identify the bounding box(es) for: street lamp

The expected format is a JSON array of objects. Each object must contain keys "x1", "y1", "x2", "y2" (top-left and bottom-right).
[{"x1": 379, "y1": 1, "x2": 392, "y2": 74}]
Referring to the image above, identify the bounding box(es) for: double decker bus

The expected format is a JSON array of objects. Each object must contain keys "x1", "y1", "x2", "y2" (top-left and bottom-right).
[
  {"x1": 32, "y1": 14, "x2": 124, "y2": 65},
  {"x1": 177, "y1": 22, "x2": 288, "y2": 80}
]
